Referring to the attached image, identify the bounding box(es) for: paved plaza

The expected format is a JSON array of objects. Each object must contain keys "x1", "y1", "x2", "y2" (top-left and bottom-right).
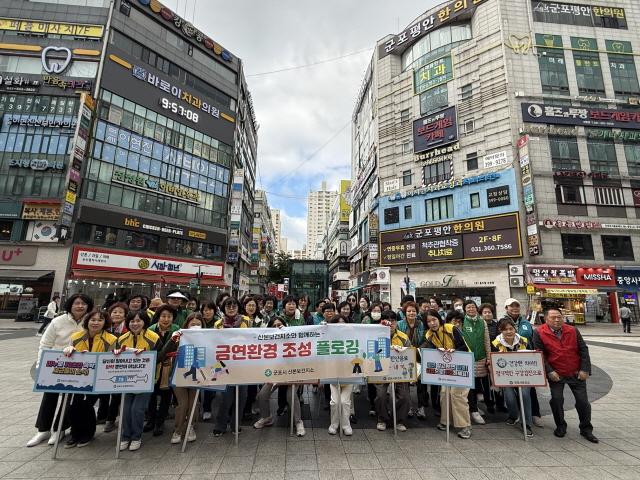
[{"x1": 1, "y1": 320, "x2": 640, "y2": 480}]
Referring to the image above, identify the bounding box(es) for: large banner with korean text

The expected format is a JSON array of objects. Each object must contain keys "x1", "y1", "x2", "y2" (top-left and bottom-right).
[{"x1": 172, "y1": 325, "x2": 392, "y2": 386}]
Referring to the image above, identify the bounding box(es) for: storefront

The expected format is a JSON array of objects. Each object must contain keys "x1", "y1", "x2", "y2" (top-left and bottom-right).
[
  {"x1": 526, "y1": 265, "x2": 618, "y2": 324},
  {"x1": 615, "y1": 268, "x2": 640, "y2": 322},
  {"x1": 363, "y1": 267, "x2": 391, "y2": 304}
]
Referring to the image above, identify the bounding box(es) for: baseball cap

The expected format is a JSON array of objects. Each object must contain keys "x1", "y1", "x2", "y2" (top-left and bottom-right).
[
  {"x1": 167, "y1": 291, "x2": 188, "y2": 300},
  {"x1": 504, "y1": 298, "x2": 520, "y2": 307}
]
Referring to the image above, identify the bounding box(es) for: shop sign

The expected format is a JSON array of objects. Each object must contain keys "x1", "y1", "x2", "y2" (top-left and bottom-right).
[
  {"x1": 483, "y1": 151, "x2": 509, "y2": 169},
  {"x1": 389, "y1": 171, "x2": 501, "y2": 202},
  {"x1": 339, "y1": 180, "x2": 352, "y2": 222},
  {"x1": 413, "y1": 106, "x2": 458, "y2": 154},
  {"x1": 575, "y1": 267, "x2": 616, "y2": 287},
  {"x1": 22, "y1": 203, "x2": 60, "y2": 221},
  {"x1": 588, "y1": 129, "x2": 640, "y2": 142},
  {"x1": 0, "y1": 201, "x2": 21, "y2": 219},
  {"x1": 522, "y1": 103, "x2": 640, "y2": 129},
  {"x1": 419, "y1": 274, "x2": 465, "y2": 288},
  {"x1": 416, "y1": 142, "x2": 459, "y2": 163},
  {"x1": 380, "y1": 212, "x2": 521, "y2": 266},
  {"x1": 368, "y1": 213, "x2": 379, "y2": 239},
  {"x1": 553, "y1": 170, "x2": 608, "y2": 179},
  {"x1": 518, "y1": 135, "x2": 541, "y2": 255},
  {"x1": 379, "y1": 0, "x2": 488, "y2": 57},
  {"x1": 5, "y1": 116, "x2": 76, "y2": 129},
  {"x1": 487, "y1": 185, "x2": 510, "y2": 208},
  {"x1": 542, "y1": 218, "x2": 640, "y2": 231},
  {"x1": 369, "y1": 243, "x2": 379, "y2": 261},
  {"x1": 41, "y1": 46, "x2": 72, "y2": 75},
  {"x1": 368, "y1": 267, "x2": 390, "y2": 285},
  {"x1": 72, "y1": 246, "x2": 223, "y2": 278},
  {"x1": 0, "y1": 18, "x2": 104, "y2": 38},
  {"x1": 545, "y1": 288, "x2": 598, "y2": 296},
  {"x1": 616, "y1": 269, "x2": 640, "y2": 287},
  {"x1": 414, "y1": 55, "x2": 453, "y2": 95},
  {"x1": 43, "y1": 75, "x2": 92, "y2": 92},
  {"x1": 0, "y1": 75, "x2": 40, "y2": 92},
  {"x1": 9, "y1": 159, "x2": 64, "y2": 171},
  {"x1": 112, "y1": 170, "x2": 200, "y2": 204},
  {"x1": 520, "y1": 124, "x2": 578, "y2": 137},
  {"x1": 531, "y1": 2, "x2": 627, "y2": 29},
  {"x1": 0, "y1": 246, "x2": 37, "y2": 266},
  {"x1": 527, "y1": 266, "x2": 577, "y2": 284}
]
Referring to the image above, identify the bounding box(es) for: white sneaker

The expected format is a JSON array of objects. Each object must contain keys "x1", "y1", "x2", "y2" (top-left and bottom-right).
[
  {"x1": 202, "y1": 412, "x2": 212, "y2": 421},
  {"x1": 171, "y1": 432, "x2": 181, "y2": 444},
  {"x1": 129, "y1": 440, "x2": 142, "y2": 451},
  {"x1": 471, "y1": 412, "x2": 486, "y2": 425},
  {"x1": 328, "y1": 425, "x2": 338, "y2": 435},
  {"x1": 295, "y1": 421, "x2": 306, "y2": 437},
  {"x1": 416, "y1": 407, "x2": 426, "y2": 419},
  {"x1": 342, "y1": 426, "x2": 353, "y2": 436},
  {"x1": 396, "y1": 424, "x2": 407, "y2": 432},
  {"x1": 533, "y1": 416, "x2": 544, "y2": 428},
  {"x1": 187, "y1": 427, "x2": 197, "y2": 442},
  {"x1": 376, "y1": 422, "x2": 387, "y2": 431},
  {"x1": 253, "y1": 416, "x2": 273, "y2": 429},
  {"x1": 47, "y1": 430, "x2": 65, "y2": 446},
  {"x1": 26, "y1": 431, "x2": 50, "y2": 447},
  {"x1": 119, "y1": 440, "x2": 130, "y2": 451}
]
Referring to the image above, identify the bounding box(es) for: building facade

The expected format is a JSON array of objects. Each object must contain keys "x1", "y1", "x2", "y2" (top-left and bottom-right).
[
  {"x1": 351, "y1": 0, "x2": 640, "y2": 319},
  {"x1": 305, "y1": 180, "x2": 337, "y2": 259},
  {"x1": 270, "y1": 207, "x2": 283, "y2": 253},
  {"x1": 324, "y1": 180, "x2": 351, "y2": 301},
  {"x1": 249, "y1": 189, "x2": 275, "y2": 294}
]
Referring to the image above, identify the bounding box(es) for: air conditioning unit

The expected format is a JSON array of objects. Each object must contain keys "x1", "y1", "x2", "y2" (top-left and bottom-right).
[
  {"x1": 509, "y1": 264, "x2": 524, "y2": 276},
  {"x1": 510, "y1": 276, "x2": 525, "y2": 288}
]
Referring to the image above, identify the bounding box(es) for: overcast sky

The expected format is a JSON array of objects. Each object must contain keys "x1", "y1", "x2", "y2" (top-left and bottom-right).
[{"x1": 165, "y1": 0, "x2": 436, "y2": 250}]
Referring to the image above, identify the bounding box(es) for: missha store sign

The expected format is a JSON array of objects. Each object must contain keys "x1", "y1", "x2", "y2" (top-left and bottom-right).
[{"x1": 72, "y1": 246, "x2": 223, "y2": 278}]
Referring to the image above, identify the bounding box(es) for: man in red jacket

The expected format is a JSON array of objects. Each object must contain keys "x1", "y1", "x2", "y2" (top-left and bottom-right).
[{"x1": 533, "y1": 306, "x2": 598, "y2": 443}]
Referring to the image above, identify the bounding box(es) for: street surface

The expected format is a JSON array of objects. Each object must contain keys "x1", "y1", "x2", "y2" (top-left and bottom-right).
[{"x1": 1, "y1": 319, "x2": 639, "y2": 479}]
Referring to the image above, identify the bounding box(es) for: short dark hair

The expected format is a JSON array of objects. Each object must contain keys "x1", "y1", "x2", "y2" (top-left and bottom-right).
[
  {"x1": 337, "y1": 301, "x2": 351, "y2": 315},
  {"x1": 322, "y1": 303, "x2": 336, "y2": 313},
  {"x1": 222, "y1": 297, "x2": 240, "y2": 311},
  {"x1": 479, "y1": 303, "x2": 495, "y2": 318},
  {"x1": 200, "y1": 301, "x2": 218, "y2": 314},
  {"x1": 282, "y1": 295, "x2": 298, "y2": 308},
  {"x1": 429, "y1": 296, "x2": 443, "y2": 308},
  {"x1": 107, "y1": 302, "x2": 129, "y2": 317},
  {"x1": 359, "y1": 296, "x2": 371, "y2": 310},
  {"x1": 152, "y1": 304, "x2": 177, "y2": 323},
  {"x1": 445, "y1": 310, "x2": 464, "y2": 324},
  {"x1": 268, "y1": 316, "x2": 286, "y2": 328},
  {"x1": 184, "y1": 312, "x2": 204, "y2": 329},
  {"x1": 82, "y1": 309, "x2": 111, "y2": 330},
  {"x1": 463, "y1": 299, "x2": 478, "y2": 310},
  {"x1": 381, "y1": 310, "x2": 398, "y2": 322},
  {"x1": 544, "y1": 306, "x2": 563, "y2": 317},
  {"x1": 370, "y1": 302, "x2": 383, "y2": 312},
  {"x1": 498, "y1": 318, "x2": 516, "y2": 331},
  {"x1": 263, "y1": 295, "x2": 277, "y2": 306},
  {"x1": 52, "y1": 295, "x2": 60, "y2": 301},
  {"x1": 329, "y1": 314, "x2": 346, "y2": 324},
  {"x1": 64, "y1": 293, "x2": 94, "y2": 314},
  {"x1": 125, "y1": 310, "x2": 151, "y2": 330},
  {"x1": 401, "y1": 295, "x2": 415, "y2": 304},
  {"x1": 424, "y1": 309, "x2": 444, "y2": 325},
  {"x1": 314, "y1": 300, "x2": 325, "y2": 309},
  {"x1": 216, "y1": 292, "x2": 231, "y2": 308}
]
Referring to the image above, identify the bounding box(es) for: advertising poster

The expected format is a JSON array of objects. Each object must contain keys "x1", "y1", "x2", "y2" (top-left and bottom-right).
[
  {"x1": 172, "y1": 325, "x2": 391, "y2": 387},
  {"x1": 413, "y1": 106, "x2": 458, "y2": 153},
  {"x1": 489, "y1": 351, "x2": 548, "y2": 388},
  {"x1": 420, "y1": 349, "x2": 475, "y2": 388},
  {"x1": 368, "y1": 347, "x2": 418, "y2": 384},
  {"x1": 34, "y1": 350, "x2": 97, "y2": 393},
  {"x1": 93, "y1": 351, "x2": 157, "y2": 394}
]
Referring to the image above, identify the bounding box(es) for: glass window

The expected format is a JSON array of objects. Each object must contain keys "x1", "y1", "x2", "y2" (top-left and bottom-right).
[
  {"x1": 384, "y1": 207, "x2": 399, "y2": 225},
  {"x1": 402, "y1": 170, "x2": 412, "y2": 186},
  {"x1": 470, "y1": 192, "x2": 480, "y2": 208},
  {"x1": 625, "y1": 143, "x2": 640, "y2": 176},
  {"x1": 602, "y1": 235, "x2": 634, "y2": 260},
  {"x1": 420, "y1": 84, "x2": 448, "y2": 116},
  {"x1": 402, "y1": 142, "x2": 413, "y2": 155},
  {"x1": 538, "y1": 48, "x2": 570, "y2": 95},
  {"x1": 594, "y1": 186, "x2": 624, "y2": 206},
  {"x1": 404, "y1": 205, "x2": 412, "y2": 220},
  {"x1": 573, "y1": 51, "x2": 605, "y2": 95},
  {"x1": 609, "y1": 54, "x2": 640, "y2": 97},
  {"x1": 561, "y1": 234, "x2": 594, "y2": 259},
  {"x1": 555, "y1": 184, "x2": 586, "y2": 204},
  {"x1": 426, "y1": 195, "x2": 454, "y2": 222},
  {"x1": 466, "y1": 152, "x2": 478, "y2": 171},
  {"x1": 587, "y1": 139, "x2": 619, "y2": 175},
  {"x1": 461, "y1": 84, "x2": 473, "y2": 100},
  {"x1": 550, "y1": 136, "x2": 581, "y2": 171},
  {"x1": 400, "y1": 109, "x2": 410, "y2": 123},
  {"x1": 424, "y1": 160, "x2": 452, "y2": 184}
]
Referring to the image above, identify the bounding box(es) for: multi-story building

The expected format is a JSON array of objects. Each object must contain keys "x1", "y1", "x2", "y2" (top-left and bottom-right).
[
  {"x1": 280, "y1": 236, "x2": 288, "y2": 255},
  {"x1": 325, "y1": 180, "x2": 351, "y2": 301},
  {"x1": 249, "y1": 189, "x2": 275, "y2": 294},
  {"x1": 270, "y1": 207, "x2": 283, "y2": 253},
  {"x1": 351, "y1": 0, "x2": 640, "y2": 321},
  {"x1": 0, "y1": 0, "x2": 257, "y2": 312},
  {"x1": 289, "y1": 248, "x2": 306, "y2": 260},
  {"x1": 305, "y1": 180, "x2": 337, "y2": 259}
]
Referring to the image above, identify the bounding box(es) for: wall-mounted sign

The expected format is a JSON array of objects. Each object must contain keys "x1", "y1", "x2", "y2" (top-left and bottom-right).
[
  {"x1": 72, "y1": 246, "x2": 224, "y2": 278},
  {"x1": 553, "y1": 170, "x2": 607, "y2": 179},
  {"x1": 576, "y1": 267, "x2": 616, "y2": 287},
  {"x1": 413, "y1": 106, "x2": 458, "y2": 154},
  {"x1": 531, "y1": 2, "x2": 627, "y2": 29},
  {"x1": 389, "y1": 171, "x2": 502, "y2": 202},
  {"x1": 527, "y1": 265, "x2": 577, "y2": 284},
  {"x1": 616, "y1": 268, "x2": 640, "y2": 287},
  {"x1": 380, "y1": 212, "x2": 522, "y2": 266},
  {"x1": 415, "y1": 141, "x2": 459, "y2": 163},
  {"x1": 518, "y1": 135, "x2": 541, "y2": 256},
  {"x1": 379, "y1": 0, "x2": 488, "y2": 58},
  {"x1": 6, "y1": 116, "x2": 76, "y2": 129},
  {"x1": 522, "y1": 103, "x2": 640, "y2": 129},
  {"x1": 633, "y1": 189, "x2": 640, "y2": 207},
  {"x1": 587, "y1": 129, "x2": 640, "y2": 142},
  {"x1": 0, "y1": 246, "x2": 38, "y2": 266},
  {"x1": 9, "y1": 159, "x2": 64, "y2": 171},
  {"x1": 520, "y1": 124, "x2": 578, "y2": 137},
  {"x1": 42, "y1": 75, "x2": 92, "y2": 92},
  {"x1": 112, "y1": 170, "x2": 201, "y2": 203},
  {"x1": 483, "y1": 151, "x2": 509, "y2": 169},
  {"x1": 382, "y1": 179, "x2": 400, "y2": 193},
  {"x1": 41, "y1": 46, "x2": 72, "y2": 74},
  {"x1": 0, "y1": 18, "x2": 104, "y2": 38},
  {"x1": 542, "y1": 218, "x2": 640, "y2": 231},
  {"x1": 487, "y1": 185, "x2": 510, "y2": 208},
  {"x1": 22, "y1": 203, "x2": 61, "y2": 221},
  {"x1": 414, "y1": 55, "x2": 453, "y2": 95},
  {"x1": 0, "y1": 76, "x2": 41, "y2": 92}
]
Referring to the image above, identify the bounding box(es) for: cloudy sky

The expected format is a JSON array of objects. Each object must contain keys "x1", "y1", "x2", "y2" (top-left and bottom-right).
[{"x1": 166, "y1": 0, "x2": 435, "y2": 250}]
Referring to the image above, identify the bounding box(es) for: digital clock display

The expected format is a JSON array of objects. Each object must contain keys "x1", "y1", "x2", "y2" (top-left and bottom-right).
[{"x1": 159, "y1": 97, "x2": 199, "y2": 123}]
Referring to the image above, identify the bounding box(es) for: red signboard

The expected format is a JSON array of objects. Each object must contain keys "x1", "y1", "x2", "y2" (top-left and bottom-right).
[
  {"x1": 575, "y1": 267, "x2": 616, "y2": 287},
  {"x1": 633, "y1": 189, "x2": 640, "y2": 207}
]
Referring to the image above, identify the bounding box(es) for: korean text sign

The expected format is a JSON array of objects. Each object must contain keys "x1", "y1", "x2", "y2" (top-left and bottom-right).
[
  {"x1": 93, "y1": 351, "x2": 156, "y2": 394},
  {"x1": 413, "y1": 106, "x2": 458, "y2": 153},
  {"x1": 34, "y1": 350, "x2": 97, "y2": 394},
  {"x1": 368, "y1": 347, "x2": 418, "y2": 384},
  {"x1": 172, "y1": 325, "x2": 392, "y2": 386},
  {"x1": 420, "y1": 349, "x2": 475, "y2": 388},
  {"x1": 489, "y1": 351, "x2": 548, "y2": 387}
]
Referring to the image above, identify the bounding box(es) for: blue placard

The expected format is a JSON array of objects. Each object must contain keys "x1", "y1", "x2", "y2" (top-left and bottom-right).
[{"x1": 34, "y1": 350, "x2": 98, "y2": 394}]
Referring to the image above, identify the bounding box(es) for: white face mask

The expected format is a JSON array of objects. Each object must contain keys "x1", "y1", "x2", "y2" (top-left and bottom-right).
[{"x1": 371, "y1": 312, "x2": 382, "y2": 321}]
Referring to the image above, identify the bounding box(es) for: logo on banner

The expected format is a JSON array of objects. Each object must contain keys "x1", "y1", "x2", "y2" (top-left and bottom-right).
[{"x1": 41, "y1": 46, "x2": 72, "y2": 74}]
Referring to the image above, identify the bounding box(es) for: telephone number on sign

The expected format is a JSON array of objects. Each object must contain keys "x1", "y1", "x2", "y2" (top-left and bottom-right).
[
  {"x1": 470, "y1": 243, "x2": 513, "y2": 253},
  {"x1": 159, "y1": 98, "x2": 199, "y2": 123}
]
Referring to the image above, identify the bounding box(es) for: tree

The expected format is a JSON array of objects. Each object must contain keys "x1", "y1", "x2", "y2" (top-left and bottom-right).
[{"x1": 267, "y1": 252, "x2": 292, "y2": 284}]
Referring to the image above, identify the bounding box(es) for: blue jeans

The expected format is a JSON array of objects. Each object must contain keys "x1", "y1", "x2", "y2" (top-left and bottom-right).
[
  {"x1": 503, "y1": 386, "x2": 532, "y2": 428},
  {"x1": 214, "y1": 385, "x2": 247, "y2": 432},
  {"x1": 122, "y1": 393, "x2": 151, "y2": 441}
]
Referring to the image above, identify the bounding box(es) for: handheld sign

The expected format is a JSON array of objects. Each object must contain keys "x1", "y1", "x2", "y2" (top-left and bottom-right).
[
  {"x1": 489, "y1": 351, "x2": 548, "y2": 388},
  {"x1": 94, "y1": 351, "x2": 156, "y2": 394},
  {"x1": 420, "y1": 349, "x2": 475, "y2": 388},
  {"x1": 34, "y1": 350, "x2": 97, "y2": 393},
  {"x1": 368, "y1": 347, "x2": 418, "y2": 383}
]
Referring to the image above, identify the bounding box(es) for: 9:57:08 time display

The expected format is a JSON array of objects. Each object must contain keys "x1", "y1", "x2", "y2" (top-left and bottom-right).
[{"x1": 159, "y1": 97, "x2": 199, "y2": 123}]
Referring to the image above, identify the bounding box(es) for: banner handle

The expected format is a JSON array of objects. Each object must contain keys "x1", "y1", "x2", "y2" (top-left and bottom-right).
[
  {"x1": 52, "y1": 393, "x2": 68, "y2": 460},
  {"x1": 182, "y1": 388, "x2": 199, "y2": 452},
  {"x1": 337, "y1": 381, "x2": 342, "y2": 438},
  {"x1": 446, "y1": 387, "x2": 450, "y2": 443},
  {"x1": 234, "y1": 386, "x2": 239, "y2": 446},
  {"x1": 290, "y1": 385, "x2": 295, "y2": 437},
  {"x1": 115, "y1": 393, "x2": 125, "y2": 459},
  {"x1": 518, "y1": 386, "x2": 528, "y2": 442},
  {"x1": 391, "y1": 382, "x2": 397, "y2": 438}
]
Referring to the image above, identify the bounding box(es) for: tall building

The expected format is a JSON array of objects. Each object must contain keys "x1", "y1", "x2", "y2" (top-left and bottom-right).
[
  {"x1": 351, "y1": 0, "x2": 639, "y2": 323},
  {"x1": 289, "y1": 248, "x2": 306, "y2": 260},
  {"x1": 280, "y1": 236, "x2": 288, "y2": 255},
  {"x1": 325, "y1": 180, "x2": 351, "y2": 301},
  {"x1": 0, "y1": 0, "x2": 257, "y2": 313},
  {"x1": 305, "y1": 180, "x2": 337, "y2": 259},
  {"x1": 270, "y1": 207, "x2": 282, "y2": 253},
  {"x1": 250, "y1": 190, "x2": 275, "y2": 294}
]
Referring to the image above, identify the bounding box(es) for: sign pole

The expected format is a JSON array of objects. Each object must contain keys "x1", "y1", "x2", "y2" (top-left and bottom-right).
[
  {"x1": 290, "y1": 385, "x2": 295, "y2": 437},
  {"x1": 234, "y1": 386, "x2": 239, "y2": 446},
  {"x1": 52, "y1": 393, "x2": 68, "y2": 460},
  {"x1": 115, "y1": 393, "x2": 125, "y2": 459},
  {"x1": 336, "y1": 381, "x2": 342, "y2": 438},
  {"x1": 391, "y1": 382, "x2": 397, "y2": 438},
  {"x1": 518, "y1": 387, "x2": 528, "y2": 442},
  {"x1": 181, "y1": 389, "x2": 199, "y2": 453},
  {"x1": 445, "y1": 387, "x2": 450, "y2": 443}
]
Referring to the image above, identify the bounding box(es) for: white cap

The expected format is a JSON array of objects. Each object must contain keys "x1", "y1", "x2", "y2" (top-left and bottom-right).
[
  {"x1": 167, "y1": 292, "x2": 188, "y2": 300},
  {"x1": 504, "y1": 298, "x2": 520, "y2": 307}
]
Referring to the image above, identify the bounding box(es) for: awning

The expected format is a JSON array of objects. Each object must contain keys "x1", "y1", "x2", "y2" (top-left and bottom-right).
[
  {"x1": 0, "y1": 269, "x2": 54, "y2": 281},
  {"x1": 71, "y1": 270, "x2": 227, "y2": 287}
]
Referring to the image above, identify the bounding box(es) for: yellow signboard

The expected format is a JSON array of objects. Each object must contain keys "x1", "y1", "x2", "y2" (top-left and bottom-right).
[
  {"x1": 339, "y1": 179, "x2": 351, "y2": 222},
  {"x1": 545, "y1": 288, "x2": 598, "y2": 297},
  {"x1": 0, "y1": 18, "x2": 104, "y2": 38}
]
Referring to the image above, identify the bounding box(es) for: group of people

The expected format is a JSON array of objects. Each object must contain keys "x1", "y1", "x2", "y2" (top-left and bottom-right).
[{"x1": 27, "y1": 289, "x2": 598, "y2": 451}]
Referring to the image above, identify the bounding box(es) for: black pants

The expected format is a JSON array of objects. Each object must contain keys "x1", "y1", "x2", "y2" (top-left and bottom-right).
[
  {"x1": 468, "y1": 376, "x2": 493, "y2": 413},
  {"x1": 244, "y1": 385, "x2": 258, "y2": 415},
  {"x1": 622, "y1": 319, "x2": 632, "y2": 333},
  {"x1": 367, "y1": 384, "x2": 376, "y2": 410},
  {"x1": 97, "y1": 394, "x2": 121, "y2": 422},
  {"x1": 417, "y1": 382, "x2": 430, "y2": 408},
  {"x1": 549, "y1": 376, "x2": 593, "y2": 434},
  {"x1": 69, "y1": 395, "x2": 97, "y2": 443},
  {"x1": 35, "y1": 392, "x2": 71, "y2": 432},
  {"x1": 278, "y1": 385, "x2": 289, "y2": 410},
  {"x1": 147, "y1": 385, "x2": 172, "y2": 425},
  {"x1": 530, "y1": 387, "x2": 541, "y2": 417},
  {"x1": 203, "y1": 390, "x2": 216, "y2": 413},
  {"x1": 430, "y1": 385, "x2": 441, "y2": 412}
]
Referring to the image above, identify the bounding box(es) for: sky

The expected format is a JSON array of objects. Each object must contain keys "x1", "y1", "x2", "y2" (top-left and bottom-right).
[{"x1": 165, "y1": 0, "x2": 435, "y2": 250}]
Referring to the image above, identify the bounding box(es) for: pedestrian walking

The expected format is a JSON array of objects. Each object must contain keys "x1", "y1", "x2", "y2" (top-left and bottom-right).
[{"x1": 619, "y1": 303, "x2": 632, "y2": 333}]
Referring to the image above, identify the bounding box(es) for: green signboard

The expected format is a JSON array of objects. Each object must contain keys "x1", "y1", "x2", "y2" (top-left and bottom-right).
[
  {"x1": 414, "y1": 55, "x2": 454, "y2": 95},
  {"x1": 570, "y1": 36, "x2": 598, "y2": 51},
  {"x1": 535, "y1": 33, "x2": 563, "y2": 49},
  {"x1": 605, "y1": 39, "x2": 633, "y2": 55}
]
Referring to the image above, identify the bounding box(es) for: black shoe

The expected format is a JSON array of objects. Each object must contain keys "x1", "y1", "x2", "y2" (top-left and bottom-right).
[
  {"x1": 349, "y1": 414, "x2": 358, "y2": 424},
  {"x1": 64, "y1": 438, "x2": 77, "y2": 449},
  {"x1": 581, "y1": 432, "x2": 599, "y2": 443},
  {"x1": 96, "y1": 417, "x2": 107, "y2": 425},
  {"x1": 526, "y1": 426, "x2": 534, "y2": 438},
  {"x1": 213, "y1": 429, "x2": 224, "y2": 437},
  {"x1": 277, "y1": 406, "x2": 287, "y2": 416},
  {"x1": 153, "y1": 423, "x2": 164, "y2": 436},
  {"x1": 554, "y1": 427, "x2": 566, "y2": 438},
  {"x1": 143, "y1": 421, "x2": 154, "y2": 433},
  {"x1": 506, "y1": 417, "x2": 517, "y2": 426}
]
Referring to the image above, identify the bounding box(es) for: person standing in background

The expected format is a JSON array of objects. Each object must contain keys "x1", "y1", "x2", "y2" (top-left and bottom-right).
[{"x1": 619, "y1": 303, "x2": 632, "y2": 333}]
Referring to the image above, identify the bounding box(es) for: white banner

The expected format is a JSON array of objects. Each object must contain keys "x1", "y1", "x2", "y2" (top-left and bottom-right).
[
  {"x1": 94, "y1": 351, "x2": 157, "y2": 394},
  {"x1": 420, "y1": 349, "x2": 475, "y2": 388},
  {"x1": 489, "y1": 351, "x2": 548, "y2": 387},
  {"x1": 34, "y1": 350, "x2": 97, "y2": 394},
  {"x1": 368, "y1": 347, "x2": 418, "y2": 384},
  {"x1": 172, "y1": 324, "x2": 391, "y2": 386}
]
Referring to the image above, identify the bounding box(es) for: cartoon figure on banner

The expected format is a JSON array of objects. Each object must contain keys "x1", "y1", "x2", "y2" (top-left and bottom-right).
[
  {"x1": 210, "y1": 360, "x2": 229, "y2": 381},
  {"x1": 367, "y1": 338, "x2": 390, "y2": 372},
  {"x1": 351, "y1": 356, "x2": 363, "y2": 374},
  {"x1": 177, "y1": 344, "x2": 208, "y2": 383}
]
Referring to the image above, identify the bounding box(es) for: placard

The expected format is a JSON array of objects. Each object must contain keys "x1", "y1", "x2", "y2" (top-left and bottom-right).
[
  {"x1": 413, "y1": 106, "x2": 458, "y2": 154},
  {"x1": 93, "y1": 351, "x2": 157, "y2": 394},
  {"x1": 368, "y1": 347, "x2": 418, "y2": 384},
  {"x1": 34, "y1": 350, "x2": 97, "y2": 393},
  {"x1": 420, "y1": 349, "x2": 475, "y2": 388},
  {"x1": 489, "y1": 351, "x2": 548, "y2": 387}
]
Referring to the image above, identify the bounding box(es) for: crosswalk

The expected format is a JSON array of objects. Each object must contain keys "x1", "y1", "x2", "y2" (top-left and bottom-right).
[{"x1": 0, "y1": 327, "x2": 39, "y2": 341}]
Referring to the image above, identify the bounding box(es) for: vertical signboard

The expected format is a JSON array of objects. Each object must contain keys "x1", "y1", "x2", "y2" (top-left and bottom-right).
[{"x1": 517, "y1": 135, "x2": 541, "y2": 256}]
